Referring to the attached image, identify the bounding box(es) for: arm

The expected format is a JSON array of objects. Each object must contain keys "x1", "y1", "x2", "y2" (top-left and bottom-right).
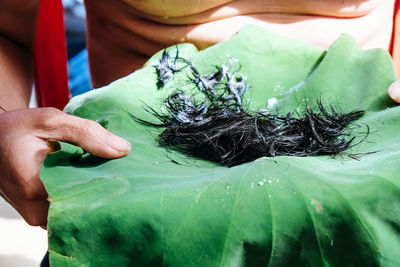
[
  {"x1": 0, "y1": 0, "x2": 37, "y2": 110},
  {"x1": 0, "y1": 0, "x2": 131, "y2": 227},
  {"x1": 393, "y1": 1, "x2": 400, "y2": 78},
  {"x1": 388, "y1": 2, "x2": 400, "y2": 102}
]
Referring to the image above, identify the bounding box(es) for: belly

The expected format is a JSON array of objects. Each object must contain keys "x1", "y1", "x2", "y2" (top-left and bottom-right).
[
  {"x1": 121, "y1": 0, "x2": 383, "y2": 21},
  {"x1": 85, "y1": 0, "x2": 395, "y2": 87}
]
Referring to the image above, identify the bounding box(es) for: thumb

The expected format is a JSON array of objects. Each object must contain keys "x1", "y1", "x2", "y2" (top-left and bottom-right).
[
  {"x1": 34, "y1": 108, "x2": 131, "y2": 158},
  {"x1": 388, "y1": 80, "x2": 400, "y2": 103}
]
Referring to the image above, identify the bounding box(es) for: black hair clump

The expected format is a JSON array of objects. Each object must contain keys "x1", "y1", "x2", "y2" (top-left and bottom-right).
[{"x1": 141, "y1": 54, "x2": 365, "y2": 167}]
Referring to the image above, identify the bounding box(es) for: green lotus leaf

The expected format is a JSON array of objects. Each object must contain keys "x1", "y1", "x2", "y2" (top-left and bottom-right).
[{"x1": 41, "y1": 25, "x2": 400, "y2": 266}]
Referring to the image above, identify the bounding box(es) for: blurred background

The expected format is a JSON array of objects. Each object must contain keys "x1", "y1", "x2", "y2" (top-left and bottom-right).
[
  {"x1": 63, "y1": 0, "x2": 91, "y2": 97},
  {"x1": 0, "y1": 1, "x2": 89, "y2": 266}
]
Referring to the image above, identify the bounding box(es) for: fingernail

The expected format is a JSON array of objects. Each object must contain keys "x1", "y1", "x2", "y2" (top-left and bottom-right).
[
  {"x1": 46, "y1": 139, "x2": 61, "y2": 153},
  {"x1": 106, "y1": 134, "x2": 131, "y2": 152},
  {"x1": 388, "y1": 80, "x2": 400, "y2": 103}
]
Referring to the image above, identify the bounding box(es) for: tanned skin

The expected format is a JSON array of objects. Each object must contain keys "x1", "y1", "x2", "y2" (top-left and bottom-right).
[
  {"x1": 85, "y1": 0, "x2": 400, "y2": 86},
  {"x1": 0, "y1": 0, "x2": 399, "y2": 227},
  {"x1": 0, "y1": 0, "x2": 131, "y2": 227}
]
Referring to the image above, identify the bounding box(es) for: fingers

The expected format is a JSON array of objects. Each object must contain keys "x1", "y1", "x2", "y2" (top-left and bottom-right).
[
  {"x1": 388, "y1": 80, "x2": 400, "y2": 103},
  {"x1": 0, "y1": 107, "x2": 131, "y2": 227},
  {"x1": 0, "y1": 135, "x2": 50, "y2": 226},
  {"x1": 9, "y1": 194, "x2": 49, "y2": 226},
  {"x1": 32, "y1": 108, "x2": 131, "y2": 158},
  {"x1": 0, "y1": 189, "x2": 48, "y2": 226}
]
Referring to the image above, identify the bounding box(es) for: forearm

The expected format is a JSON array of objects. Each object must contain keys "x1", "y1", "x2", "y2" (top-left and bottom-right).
[
  {"x1": 0, "y1": 0, "x2": 39, "y2": 112},
  {"x1": 393, "y1": 3, "x2": 400, "y2": 78},
  {"x1": 0, "y1": 35, "x2": 34, "y2": 111}
]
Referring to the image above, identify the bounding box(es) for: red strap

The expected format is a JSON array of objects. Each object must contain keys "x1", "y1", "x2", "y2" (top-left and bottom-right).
[{"x1": 34, "y1": 0, "x2": 70, "y2": 110}]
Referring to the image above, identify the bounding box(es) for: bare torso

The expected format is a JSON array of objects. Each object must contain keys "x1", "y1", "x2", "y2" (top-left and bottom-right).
[{"x1": 84, "y1": 0, "x2": 397, "y2": 87}]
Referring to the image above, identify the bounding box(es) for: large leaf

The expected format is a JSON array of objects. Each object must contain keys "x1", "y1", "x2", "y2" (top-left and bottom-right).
[{"x1": 41, "y1": 25, "x2": 400, "y2": 266}]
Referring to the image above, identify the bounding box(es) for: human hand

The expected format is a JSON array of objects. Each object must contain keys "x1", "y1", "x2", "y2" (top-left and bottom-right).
[
  {"x1": 0, "y1": 108, "x2": 131, "y2": 227},
  {"x1": 388, "y1": 80, "x2": 400, "y2": 103}
]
